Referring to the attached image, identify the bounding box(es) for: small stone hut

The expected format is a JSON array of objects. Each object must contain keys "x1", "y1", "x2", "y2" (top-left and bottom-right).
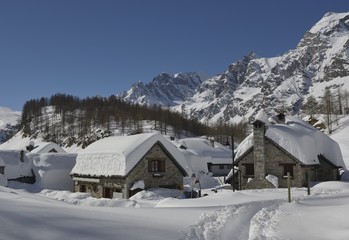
[
  {"x1": 227, "y1": 111, "x2": 345, "y2": 189},
  {"x1": 71, "y1": 133, "x2": 189, "y2": 199}
]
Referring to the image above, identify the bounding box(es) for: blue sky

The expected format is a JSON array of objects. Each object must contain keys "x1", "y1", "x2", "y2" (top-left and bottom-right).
[{"x1": 0, "y1": 0, "x2": 347, "y2": 111}]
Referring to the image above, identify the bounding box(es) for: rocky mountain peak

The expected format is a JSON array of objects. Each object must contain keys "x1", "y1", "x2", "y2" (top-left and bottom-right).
[
  {"x1": 119, "y1": 12, "x2": 349, "y2": 124},
  {"x1": 309, "y1": 12, "x2": 349, "y2": 36}
]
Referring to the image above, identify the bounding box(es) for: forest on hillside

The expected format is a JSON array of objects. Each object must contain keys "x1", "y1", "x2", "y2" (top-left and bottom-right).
[{"x1": 20, "y1": 93, "x2": 248, "y2": 148}]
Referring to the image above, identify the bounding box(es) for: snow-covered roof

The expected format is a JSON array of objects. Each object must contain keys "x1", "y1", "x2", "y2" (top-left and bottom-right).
[
  {"x1": 0, "y1": 150, "x2": 33, "y2": 179},
  {"x1": 235, "y1": 115, "x2": 345, "y2": 168},
  {"x1": 177, "y1": 138, "x2": 232, "y2": 165},
  {"x1": 71, "y1": 133, "x2": 189, "y2": 177},
  {"x1": 30, "y1": 142, "x2": 66, "y2": 154},
  {"x1": 0, "y1": 132, "x2": 65, "y2": 154}
]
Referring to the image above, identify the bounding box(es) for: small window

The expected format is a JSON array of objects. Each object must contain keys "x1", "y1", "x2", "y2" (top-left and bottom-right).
[
  {"x1": 79, "y1": 184, "x2": 86, "y2": 193},
  {"x1": 219, "y1": 165, "x2": 224, "y2": 169},
  {"x1": 103, "y1": 187, "x2": 113, "y2": 199},
  {"x1": 148, "y1": 159, "x2": 165, "y2": 173},
  {"x1": 245, "y1": 163, "x2": 254, "y2": 176},
  {"x1": 283, "y1": 164, "x2": 294, "y2": 177},
  {"x1": 103, "y1": 187, "x2": 122, "y2": 199},
  {"x1": 0, "y1": 166, "x2": 4, "y2": 175}
]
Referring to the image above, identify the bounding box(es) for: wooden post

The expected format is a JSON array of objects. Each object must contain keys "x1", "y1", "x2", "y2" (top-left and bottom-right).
[
  {"x1": 287, "y1": 172, "x2": 291, "y2": 203},
  {"x1": 307, "y1": 170, "x2": 311, "y2": 196}
]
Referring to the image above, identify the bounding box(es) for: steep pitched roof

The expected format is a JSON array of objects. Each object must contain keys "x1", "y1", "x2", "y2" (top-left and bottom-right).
[
  {"x1": 30, "y1": 142, "x2": 66, "y2": 154},
  {"x1": 234, "y1": 114, "x2": 345, "y2": 168},
  {"x1": 71, "y1": 133, "x2": 189, "y2": 177},
  {"x1": 177, "y1": 138, "x2": 233, "y2": 164}
]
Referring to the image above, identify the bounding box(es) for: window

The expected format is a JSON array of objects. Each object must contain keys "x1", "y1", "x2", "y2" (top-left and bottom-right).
[
  {"x1": 79, "y1": 184, "x2": 86, "y2": 193},
  {"x1": 103, "y1": 187, "x2": 121, "y2": 199},
  {"x1": 283, "y1": 164, "x2": 294, "y2": 177},
  {"x1": 219, "y1": 165, "x2": 224, "y2": 169},
  {"x1": 0, "y1": 166, "x2": 4, "y2": 175},
  {"x1": 103, "y1": 187, "x2": 113, "y2": 199},
  {"x1": 244, "y1": 163, "x2": 254, "y2": 176},
  {"x1": 148, "y1": 159, "x2": 165, "y2": 173}
]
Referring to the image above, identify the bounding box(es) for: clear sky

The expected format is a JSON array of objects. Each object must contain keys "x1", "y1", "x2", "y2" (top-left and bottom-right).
[{"x1": 0, "y1": 0, "x2": 348, "y2": 111}]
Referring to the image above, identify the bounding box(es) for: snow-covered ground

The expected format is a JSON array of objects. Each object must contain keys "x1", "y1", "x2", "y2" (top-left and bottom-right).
[
  {"x1": 1, "y1": 181, "x2": 349, "y2": 240},
  {"x1": 0, "y1": 115, "x2": 348, "y2": 239}
]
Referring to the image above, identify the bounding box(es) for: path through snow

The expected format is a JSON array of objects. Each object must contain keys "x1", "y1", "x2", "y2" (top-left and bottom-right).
[{"x1": 180, "y1": 200, "x2": 283, "y2": 240}]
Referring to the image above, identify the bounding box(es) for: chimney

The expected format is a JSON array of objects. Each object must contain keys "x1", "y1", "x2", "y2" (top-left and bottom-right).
[{"x1": 253, "y1": 120, "x2": 266, "y2": 180}]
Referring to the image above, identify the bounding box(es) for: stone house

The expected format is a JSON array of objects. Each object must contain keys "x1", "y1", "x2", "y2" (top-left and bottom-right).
[
  {"x1": 70, "y1": 133, "x2": 189, "y2": 199},
  {"x1": 227, "y1": 111, "x2": 345, "y2": 189}
]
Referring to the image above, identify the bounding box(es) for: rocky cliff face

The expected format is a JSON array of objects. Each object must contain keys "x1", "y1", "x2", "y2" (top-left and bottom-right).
[
  {"x1": 120, "y1": 12, "x2": 349, "y2": 123},
  {"x1": 118, "y1": 72, "x2": 203, "y2": 107}
]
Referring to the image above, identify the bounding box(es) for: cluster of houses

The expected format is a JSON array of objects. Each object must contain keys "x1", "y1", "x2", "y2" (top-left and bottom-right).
[{"x1": 0, "y1": 111, "x2": 346, "y2": 199}]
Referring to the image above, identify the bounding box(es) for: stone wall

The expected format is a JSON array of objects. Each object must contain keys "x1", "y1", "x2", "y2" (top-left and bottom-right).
[
  {"x1": 126, "y1": 143, "x2": 185, "y2": 194},
  {"x1": 73, "y1": 177, "x2": 126, "y2": 198},
  {"x1": 316, "y1": 157, "x2": 339, "y2": 181},
  {"x1": 237, "y1": 138, "x2": 308, "y2": 189}
]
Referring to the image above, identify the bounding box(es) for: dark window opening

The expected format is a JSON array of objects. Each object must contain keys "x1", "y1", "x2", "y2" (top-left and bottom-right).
[
  {"x1": 148, "y1": 159, "x2": 165, "y2": 173},
  {"x1": 103, "y1": 187, "x2": 121, "y2": 199},
  {"x1": 79, "y1": 184, "x2": 86, "y2": 192},
  {"x1": 245, "y1": 163, "x2": 254, "y2": 176},
  {"x1": 283, "y1": 164, "x2": 294, "y2": 177},
  {"x1": 219, "y1": 165, "x2": 224, "y2": 169}
]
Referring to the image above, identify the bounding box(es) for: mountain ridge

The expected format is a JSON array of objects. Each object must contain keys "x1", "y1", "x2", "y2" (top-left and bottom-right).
[{"x1": 120, "y1": 12, "x2": 349, "y2": 123}]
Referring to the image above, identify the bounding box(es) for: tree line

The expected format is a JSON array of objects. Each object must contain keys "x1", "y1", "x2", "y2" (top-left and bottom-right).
[
  {"x1": 20, "y1": 93, "x2": 247, "y2": 148},
  {"x1": 301, "y1": 86, "x2": 349, "y2": 133}
]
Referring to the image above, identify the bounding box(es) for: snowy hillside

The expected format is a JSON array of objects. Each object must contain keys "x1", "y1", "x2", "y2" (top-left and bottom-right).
[{"x1": 120, "y1": 12, "x2": 349, "y2": 124}]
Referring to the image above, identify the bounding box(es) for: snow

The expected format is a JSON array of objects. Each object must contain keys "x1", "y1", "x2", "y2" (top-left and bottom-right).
[
  {"x1": 2, "y1": 181, "x2": 349, "y2": 239},
  {"x1": 71, "y1": 132, "x2": 190, "y2": 177},
  {"x1": 29, "y1": 153, "x2": 77, "y2": 191},
  {"x1": 0, "y1": 150, "x2": 33, "y2": 179},
  {"x1": 266, "y1": 116, "x2": 344, "y2": 167},
  {"x1": 30, "y1": 142, "x2": 66, "y2": 154},
  {"x1": 330, "y1": 116, "x2": 349, "y2": 169},
  {"x1": 309, "y1": 12, "x2": 349, "y2": 35},
  {"x1": 177, "y1": 137, "x2": 232, "y2": 165},
  {"x1": 0, "y1": 106, "x2": 21, "y2": 129}
]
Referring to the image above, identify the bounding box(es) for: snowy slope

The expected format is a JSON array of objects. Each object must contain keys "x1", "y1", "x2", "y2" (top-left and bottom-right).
[
  {"x1": 330, "y1": 115, "x2": 349, "y2": 169},
  {"x1": 0, "y1": 107, "x2": 20, "y2": 129}
]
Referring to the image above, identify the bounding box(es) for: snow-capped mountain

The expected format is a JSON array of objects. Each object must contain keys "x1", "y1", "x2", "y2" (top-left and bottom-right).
[
  {"x1": 120, "y1": 12, "x2": 349, "y2": 123},
  {"x1": 0, "y1": 107, "x2": 21, "y2": 143},
  {"x1": 118, "y1": 72, "x2": 204, "y2": 107}
]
